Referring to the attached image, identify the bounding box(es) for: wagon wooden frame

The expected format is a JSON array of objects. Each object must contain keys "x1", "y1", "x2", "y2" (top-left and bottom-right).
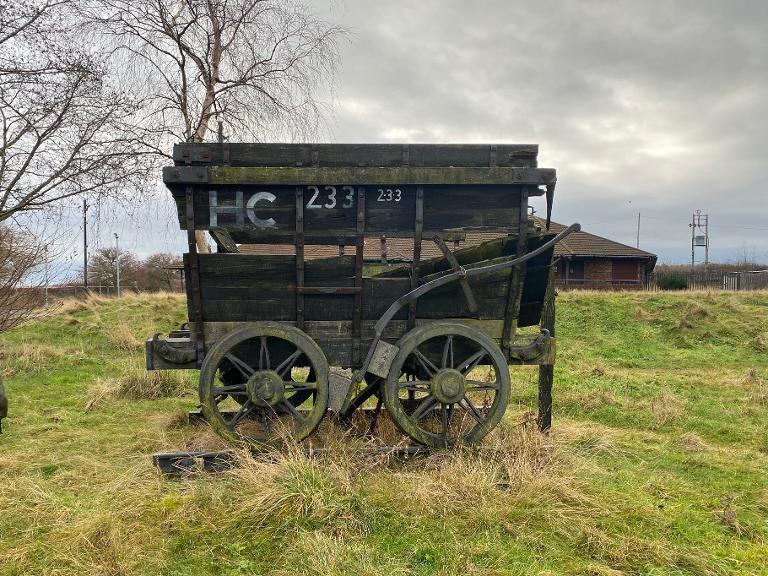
[{"x1": 147, "y1": 143, "x2": 576, "y2": 448}]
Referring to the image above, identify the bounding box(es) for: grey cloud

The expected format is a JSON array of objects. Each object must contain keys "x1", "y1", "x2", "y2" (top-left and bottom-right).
[
  {"x1": 52, "y1": 0, "x2": 764, "y2": 270},
  {"x1": 320, "y1": 0, "x2": 768, "y2": 262}
]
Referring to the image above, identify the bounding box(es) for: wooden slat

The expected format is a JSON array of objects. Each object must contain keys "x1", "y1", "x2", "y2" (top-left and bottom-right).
[
  {"x1": 164, "y1": 166, "x2": 556, "y2": 187},
  {"x1": 173, "y1": 143, "x2": 539, "y2": 168},
  {"x1": 295, "y1": 186, "x2": 305, "y2": 329}
]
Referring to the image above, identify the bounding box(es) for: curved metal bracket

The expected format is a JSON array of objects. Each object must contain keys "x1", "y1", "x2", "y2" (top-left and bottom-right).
[
  {"x1": 508, "y1": 329, "x2": 551, "y2": 362},
  {"x1": 152, "y1": 333, "x2": 197, "y2": 365},
  {"x1": 351, "y1": 222, "x2": 581, "y2": 386}
]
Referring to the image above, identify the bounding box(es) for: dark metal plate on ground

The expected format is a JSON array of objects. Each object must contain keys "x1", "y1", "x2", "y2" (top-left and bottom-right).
[
  {"x1": 152, "y1": 445, "x2": 430, "y2": 476},
  {"x1": 152, "y1": 451, "x2": 237, "y2": 475}
]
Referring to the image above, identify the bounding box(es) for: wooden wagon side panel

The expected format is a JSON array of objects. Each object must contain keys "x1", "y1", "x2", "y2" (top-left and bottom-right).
[
  {"x1": 186, "y1": 232, "x2": 556, "y2": 329},
  {"x1": 169, "y1": 183, "x2": 528, "y2": 244}
]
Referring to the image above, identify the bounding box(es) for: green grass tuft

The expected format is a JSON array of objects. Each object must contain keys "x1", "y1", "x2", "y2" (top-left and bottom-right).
[{"x1": 1, "y1": 290, "x2": 767, "y2": 575}]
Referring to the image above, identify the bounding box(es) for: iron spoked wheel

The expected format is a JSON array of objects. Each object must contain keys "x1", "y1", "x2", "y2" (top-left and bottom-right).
[
  {"x1": 199, "y1": 323, "x2": 329, "y2": 447},
  {"x1": 382, "y1": 322, "x2": 511, "y2": 448}
]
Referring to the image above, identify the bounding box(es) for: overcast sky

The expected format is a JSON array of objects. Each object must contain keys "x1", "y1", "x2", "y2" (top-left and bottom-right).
[{"x1": 57, "y1": 0, "x2": 768, "y2": 279}]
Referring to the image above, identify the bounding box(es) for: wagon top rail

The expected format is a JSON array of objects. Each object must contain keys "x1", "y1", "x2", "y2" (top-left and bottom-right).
[
  {"x1": 164, "y1": 164, "x2": 556, "y2": 187},
  {"x1": 173, "y1": 142, "x2": 541, "y2": 168}
]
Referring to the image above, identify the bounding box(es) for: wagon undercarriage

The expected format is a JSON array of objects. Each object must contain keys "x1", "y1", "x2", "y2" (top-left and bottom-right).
[{"x1": 148, "y1": 143, "x2": 576, "y2": 449}]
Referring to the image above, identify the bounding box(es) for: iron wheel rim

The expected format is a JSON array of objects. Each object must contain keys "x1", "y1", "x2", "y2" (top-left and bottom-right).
[
  {"x1": 199, "y1": 323, "x2": 329, "y2": 447},
  {"x1": 383, "y1": 322, "x2": 510, "y2": 448}
]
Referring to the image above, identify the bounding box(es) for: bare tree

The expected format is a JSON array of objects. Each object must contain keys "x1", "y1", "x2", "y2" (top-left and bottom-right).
[
  {"x1": 82, "y1": 0, "x2": 347, "y2": 250},
  {"x1": 88, "y1": 246, "x2": 141, "y2": 291},
  {"x1": 0, "y1": 1, "x2": 155, "y2": 224},
  {"x1": 142, "y1": 252, "x2": 183, "y2": 291},
  {"x1": 0, "y1": 225, "x2": 47, "y2": 331}
]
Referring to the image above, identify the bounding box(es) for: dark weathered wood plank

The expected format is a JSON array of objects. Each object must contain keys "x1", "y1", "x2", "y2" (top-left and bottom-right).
[
  {"x1": 164, "y1": 166, "x2": 556, "y2": 187},
  {"x1": 173, "y1": 143, "x2": 539, "y2": 168},
  {"x1": 169, "y1": 185, "x2": 524, "y2": 243}
]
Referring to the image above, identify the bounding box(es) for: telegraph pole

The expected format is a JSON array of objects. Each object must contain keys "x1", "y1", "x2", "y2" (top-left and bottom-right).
[
  {"x1": 44, "y1": 244, "x2": 49, "y2": 307},
  {"x1": 704, "y1": 213, "x2": 709, "y2": 274},
  {"x1": 114, "y1": 232, "x2": 120, "y2": 298},
  {"x1": 83, "y1": 199, "x2": 89, "y2": 291},
  {"x1": 690, "y1": 212, "x2": 696, "y2": 271},
  {"x1": 636, "y1": 212, "x2": 640, "y2": 248}
]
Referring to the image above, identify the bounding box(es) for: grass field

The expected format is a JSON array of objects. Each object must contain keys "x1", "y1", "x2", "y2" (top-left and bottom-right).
[{"x1": 0, "y1": 291, "x2": 767, "y2": 575}]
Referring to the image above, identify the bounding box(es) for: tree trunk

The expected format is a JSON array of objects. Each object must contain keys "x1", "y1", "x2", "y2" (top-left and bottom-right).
[{"x1": 191, "y1": 87, "x2": 216, "y2": 255}]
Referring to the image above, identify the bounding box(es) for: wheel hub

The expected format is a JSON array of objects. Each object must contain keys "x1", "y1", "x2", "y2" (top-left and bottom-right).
[
  {"x1": 430, "y1": 369, "x2": 466, "y2": 404},
  {"x1": 246, "y1": 371, "x2": 284, "y2": 407}
]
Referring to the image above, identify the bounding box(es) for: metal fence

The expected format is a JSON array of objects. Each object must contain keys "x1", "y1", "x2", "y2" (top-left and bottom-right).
[
  {"x1": 647, "y1": 270, "x2": 768, "y2": 291},
  {"x1": 723, "y1": 271, "x2": 768, "y2": 291}
]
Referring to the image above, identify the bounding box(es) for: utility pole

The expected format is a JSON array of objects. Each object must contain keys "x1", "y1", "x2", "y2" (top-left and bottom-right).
[
  {"x1": 83, "y1": 199, "x2": 89, "y2": 292},
  {"x1": 704, "y1": 213, "x2": 709, "y2": 275},
  {"x1": 636, "y1": 212, "x2": 640, "y2": 249},
  {"x1": 690, "y1": 210, "x2": 710, "y2": 273},
  {"x1": 114, "y1": 232, "x2": 120, "y2": 298},
  {"x1": 690, "y1": 212, "x2": 696, "y2": 271},
  {"x1": 44, "y1": 244, "x2": 49, "y2": 308}
]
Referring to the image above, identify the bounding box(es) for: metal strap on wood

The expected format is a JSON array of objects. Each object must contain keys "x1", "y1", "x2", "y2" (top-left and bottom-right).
[
  {"x1": 297, "y1": 287, "x2": 362, "y2": 295},
  {"x1": 295, "y1": 187, "x2": 305, "y2": 330},
  {"x1": 432, "y1": 234, "x2": 478, "y2": 314},
  {"x1": 185, "y1": 186, "x2": 205, "y2": 365},
  {"x1": 311, "y1": 145, "x2": 319, "y2": 167},
  {"x1": 353, "y1": 187, "x2": 366, "y2": 364},
  {"x1": 545, "y1": 181, "x2": 556, "y2": 230},
  {"x1": 408, "y1": 186, "x2": 424, "y2": 328}
]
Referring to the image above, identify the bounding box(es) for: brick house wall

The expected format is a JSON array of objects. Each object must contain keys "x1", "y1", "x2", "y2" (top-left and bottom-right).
[
  {"x1": 584, "y1": 260, "x2": 612, "y2": 283},
  {"x1": 557, "y1": 258, "x2": 646, "y2": 290}
]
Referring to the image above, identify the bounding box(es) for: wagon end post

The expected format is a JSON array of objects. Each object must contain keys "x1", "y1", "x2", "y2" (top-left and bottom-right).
[{"x1": 537, "y1": 260, "x2": 557, "y2": 433}]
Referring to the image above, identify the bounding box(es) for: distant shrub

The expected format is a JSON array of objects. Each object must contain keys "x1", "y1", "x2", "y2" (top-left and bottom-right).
[{"x1": 657, "y1": 275, "x2": 688, "y2": 291}]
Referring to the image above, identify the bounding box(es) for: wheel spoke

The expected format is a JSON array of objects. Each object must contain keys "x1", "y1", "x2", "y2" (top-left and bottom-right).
[
  {"x1": 399, "y1": 380, "x2": 431, "y2": 392},
  {"x1": 457, "y1": 350, "x2": 486, "y2": 375},
  {"x1": 465, "y1": 380, "x2": 499, "y2": 391},
  {"x1": 279, "y1": 399, "x2": 306, "y2": 425},
  {"x1": 283, "y1": 382, "x2": 316, "y2": 391},
  {"x1": 441, "y1": 335, "x2": 454, "y2": 369},
  {"x1": 224, "y1": 353, "x2": 255, "y2": 379},
  {"x1": 212, "y1": 384, "x2": 247, "y2": 395},
  {"x1": 259, "y1": 336, "x2": 271, "y2": 370},
  {"x1": 228, "y1": 400, "x2": 255, "y2": 428},
  {"x1": 461, "y1": 395, "x2": 486, "y2": 424},
  {"x1": 440, "y1": 403, "x2": 449, "y2": 440},
  {"x1": 410, "y1": 395, "x2": 438, "y2": 421},
  {"x1": 276, "y1": 349, "x2": 302, "y2": 378},
  {"x1": 413, "y1": 349, "x2": 438, "y2": 377}
]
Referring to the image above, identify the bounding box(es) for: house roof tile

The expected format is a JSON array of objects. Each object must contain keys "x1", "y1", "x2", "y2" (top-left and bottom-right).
[{"x1": 238, "y1": 218, "x2": 657, "y2": 262}]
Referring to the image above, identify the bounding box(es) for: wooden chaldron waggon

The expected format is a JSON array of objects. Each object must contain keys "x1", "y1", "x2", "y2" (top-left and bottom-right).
[{"x1": 147, "y1": 143, "x2": 578, "y2": 448}]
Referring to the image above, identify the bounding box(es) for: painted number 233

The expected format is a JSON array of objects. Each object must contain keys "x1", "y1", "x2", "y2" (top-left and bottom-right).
[{"x1": 306, "y1": 185, "x2": 355, "y2": 209}]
